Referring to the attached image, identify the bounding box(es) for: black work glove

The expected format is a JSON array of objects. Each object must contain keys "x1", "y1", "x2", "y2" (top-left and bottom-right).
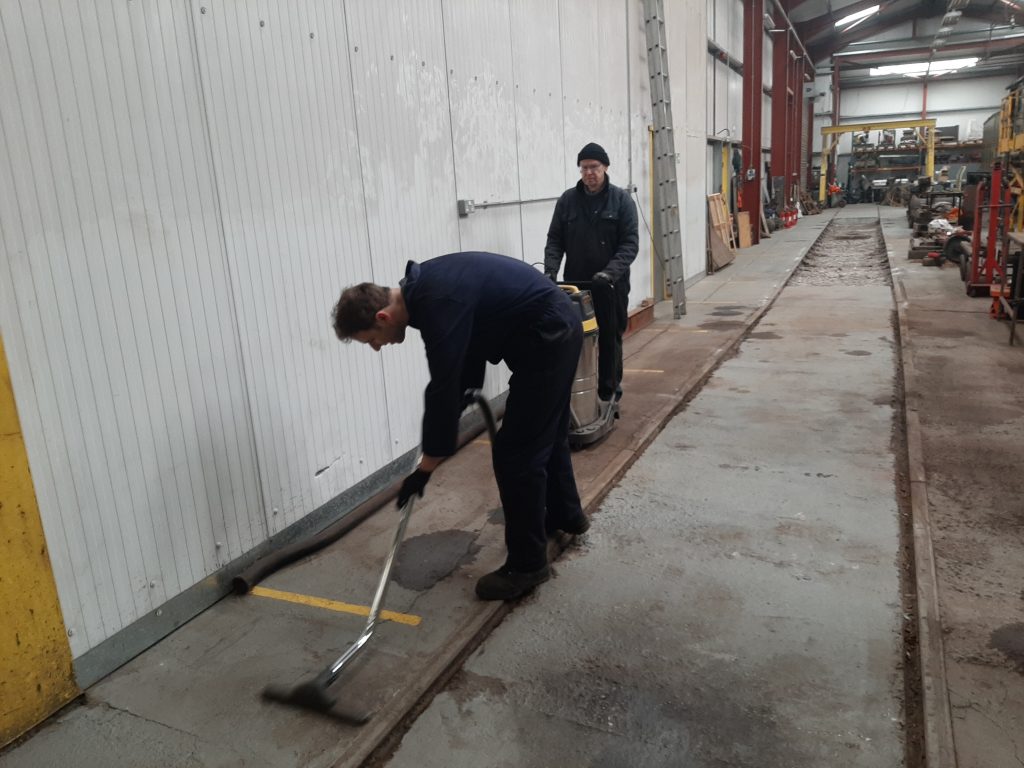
[
  {"x1": 545, "y1": 271, "x2": 558, "y2": 283},
  {"x1": 397, "y1": 469, "x2": 431, "y2": 508},
  {"x1": 592, "y1": 271, "x2": 613, "y2": 285}
]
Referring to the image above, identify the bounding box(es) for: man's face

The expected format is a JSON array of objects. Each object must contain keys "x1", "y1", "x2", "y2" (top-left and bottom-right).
[
  {"x1": 352, "y1": 315, "x2": 406, "y2": 351},
  {"x1": 579, "y1": 160, "x2": 607, "y2": 193}
]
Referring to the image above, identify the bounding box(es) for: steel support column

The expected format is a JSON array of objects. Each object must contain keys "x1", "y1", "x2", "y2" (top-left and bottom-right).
[
  {"x1": 771, "y1": 33, "x2": 805, "y2": 207},
  {"x1": 790, "y1": 52, "x2": 803, "y2": 199},
  {"x1": 741, "y1": 0, "x2": 764, "y2": 245},
  {"x1": 771, "y1": 33, "x2": 792, "y2": 205}
]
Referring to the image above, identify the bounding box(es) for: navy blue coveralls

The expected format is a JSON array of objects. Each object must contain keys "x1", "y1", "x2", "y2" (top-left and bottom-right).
[{"x1": 401, "y1": 252, "x2": 585, "y2": 572}]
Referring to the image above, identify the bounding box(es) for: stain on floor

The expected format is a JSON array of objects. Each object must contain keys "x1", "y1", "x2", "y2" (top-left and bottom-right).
[{"x1": 394, "y1": 530, "x2": 481, "y2": 591}]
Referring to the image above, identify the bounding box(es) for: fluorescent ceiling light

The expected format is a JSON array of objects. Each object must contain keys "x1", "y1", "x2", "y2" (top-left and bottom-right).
[
  {"x1": 835, "y1": 5, "x2": 880, "y2": 28},
  {"x1": 869, "y1": 57, "x2": 979, "y2": 77}
]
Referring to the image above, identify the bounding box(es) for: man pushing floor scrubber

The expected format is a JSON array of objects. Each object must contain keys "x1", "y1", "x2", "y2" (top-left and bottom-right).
[
  {"x1": 332, "y1": 251, "x2": 590, "y2": 601},
  {"x1": 544, "y1": 142, "x2": 639, "y2": 411}
]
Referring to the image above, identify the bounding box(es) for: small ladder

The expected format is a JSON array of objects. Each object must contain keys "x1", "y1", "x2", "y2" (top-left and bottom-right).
[{"x1": 643, "y1": 0, "x2": 685, "y2": 318}]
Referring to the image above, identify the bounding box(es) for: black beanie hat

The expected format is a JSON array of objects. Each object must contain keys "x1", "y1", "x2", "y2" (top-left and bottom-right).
[{"x1": 577, "y1": 142, "x2": 610, "y2": 167}]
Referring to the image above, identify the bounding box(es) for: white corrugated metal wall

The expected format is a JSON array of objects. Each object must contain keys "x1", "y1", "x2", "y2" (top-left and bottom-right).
[
  {"x1": 0, "y1": 0, "x2": 267, "y2": 654},
  {"x1": 0, "y1": 0, "x2": 699, "y2": 665},
  {"x1": 703, "y1": 0, "x2": 742, "y2": 207}
]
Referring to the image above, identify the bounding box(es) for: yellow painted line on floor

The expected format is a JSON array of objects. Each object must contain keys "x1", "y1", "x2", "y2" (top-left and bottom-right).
[
  {"x1": 624, "y1": 368, "x2": 665, "y2": 374},
  {"x1": 250, "y1": 586, "x2": 421, "y2": 626}
]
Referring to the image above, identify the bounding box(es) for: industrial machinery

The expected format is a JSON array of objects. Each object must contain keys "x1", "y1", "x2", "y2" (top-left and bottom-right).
[
  {"x1": 562, "y1": 285, "x2": 618, "y2": 448},
  {"x1": 963, "y1": 77, "x2": 1024, "y2": 325},
  {"x1": 907, "y1": 183, "x2": 965, "y2": 260}
]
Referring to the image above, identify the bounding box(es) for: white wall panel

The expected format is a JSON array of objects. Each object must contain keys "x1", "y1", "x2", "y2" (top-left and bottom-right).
[
  {"x1": 918, "y1": 77, "x2": 1006, "y2": 112},
  {"x1": 840, "y1": 82, "x2": 924, "y2": 118},
  {"x1": 510, "y1": 0, "x2": 567, "y2": 197},
  {"x1": 625, "y1": 0, "x2": 654, "y2": 303},
  {"x1": 0, "y1": 0, "x2": 264, "y2": 654},
  {"x1": 443, "y1": 0, "x2": 518, "y2": 205},
  {"x1": 345, "y1": 0, "x2": 459, "y2": 463},
  {"x1": 191, "y1": 0, "x2": 401, "y2": 533},
  {"x1": 707, "y1": 54, "x2": 717, "y2": 136},
  {"x1": 457, "y1": 206, "x2": 525, "y2": 263},
  {"x1": 730, "y1": 0, "x2": 744, "y2": 59},
  {"x1": 707, "y1": 144, "x2": 717, "y2": 193},
  {"x1": 712, "y1": 0, "x2": 729, "y2": 50},
  {"x1": 763, "y1": 93, "x2": 772, "y2": 147},
  {"x1": 728, "y1": 67, "x2": 743, "y2": 139},
  {"x1": 763, "y1": 35, "x2": 773, "y2": 89},
  {"x1": 715, "y1": 60, "x2": 730, "y2": 137},
  {"x1": 672, "y1": 0, "x2": 708, "y2": 280},
  {"x1": 559, "y1": 0, "x2": 630, "y2": 179},
  {"x1": 521, "y1": 202, "x2": 559, "y2": 278}
]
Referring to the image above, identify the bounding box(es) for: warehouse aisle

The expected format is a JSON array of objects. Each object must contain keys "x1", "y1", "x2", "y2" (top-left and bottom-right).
[
  {"x1": 0, "y1": 214, "x2": 838, "y2": 768},
  {"x1": 381, "y1": 213, "x2": 907, "y2": 767},
  {"x1": 883, "y1": 206, "x2": 1024, "y2": 768}
]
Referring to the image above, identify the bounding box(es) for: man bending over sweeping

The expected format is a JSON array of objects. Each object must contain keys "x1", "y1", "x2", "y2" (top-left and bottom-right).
[{"x1": 332, "y1": 251, "x2": 589, "y2": 601}]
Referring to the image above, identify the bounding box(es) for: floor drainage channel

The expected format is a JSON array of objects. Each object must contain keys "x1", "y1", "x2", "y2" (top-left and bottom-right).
[{"x1": 790, "y1": 216, "x2": 892, "y2": 287}]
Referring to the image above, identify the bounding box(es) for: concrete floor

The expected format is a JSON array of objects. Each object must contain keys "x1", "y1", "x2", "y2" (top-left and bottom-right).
[
  {"x1": 13, "y1": 204, "x2": 1020, "y2": 768},
  {"x1": 882, "y1": 208, "x2": 1024, "y2": 768},
  {"x1": 381, "y1": 214, "x2": 905, "y2": 768},
  {"x1": 0, "y1": 213, "x2": 841, "y2": 768}
]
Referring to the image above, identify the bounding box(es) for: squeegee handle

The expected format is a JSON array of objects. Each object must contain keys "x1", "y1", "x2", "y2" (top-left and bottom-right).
[
  {"x1": 323, "y1": 394, "x2": 498, "y2": 685},
  {"x1": 324, "y1": 492, "x2": 415, "y2": 683}
]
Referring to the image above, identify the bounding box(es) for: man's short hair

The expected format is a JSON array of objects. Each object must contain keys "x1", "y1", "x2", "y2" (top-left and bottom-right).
[{"x1": 332, "y1": 283, "x2": 390, "y2": 340}]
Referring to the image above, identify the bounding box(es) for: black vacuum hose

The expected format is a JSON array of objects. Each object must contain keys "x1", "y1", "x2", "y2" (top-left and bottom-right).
[{"x1": 232, "y1": 390, "x2": 499, "y2": 594}]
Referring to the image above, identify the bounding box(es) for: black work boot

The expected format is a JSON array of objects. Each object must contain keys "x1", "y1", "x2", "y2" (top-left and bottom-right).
[
  {"x1": 545, "y1": 513, "x2": 591, "y2": 538},
  {"x1": 475, "y1": 564, "x2": 551, "y2": 601}
]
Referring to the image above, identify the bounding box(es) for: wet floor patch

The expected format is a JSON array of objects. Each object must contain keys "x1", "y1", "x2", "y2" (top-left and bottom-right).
[
  {"x1": 699, "y1": 320, "x2": 745, "y2": 331},
  {"x1": 989, "y1": 623, "x2": 1024, "y2": 674},
  {"x1": 394, "y1": 530, "x2": 480, "y2": 591},
  {"x1": 790, "y1": 216, "x2": 891, "y2": 286}
]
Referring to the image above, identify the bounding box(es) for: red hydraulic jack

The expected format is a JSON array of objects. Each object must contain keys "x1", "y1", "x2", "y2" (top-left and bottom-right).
[{"x1": 966, "y1": 162, "x2": 1013, "y2": 308}]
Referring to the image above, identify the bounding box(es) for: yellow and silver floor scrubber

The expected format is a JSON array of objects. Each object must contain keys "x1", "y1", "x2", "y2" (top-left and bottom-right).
[{"x1": 561, "y1": 284, "x2": 618, "y2": 448}]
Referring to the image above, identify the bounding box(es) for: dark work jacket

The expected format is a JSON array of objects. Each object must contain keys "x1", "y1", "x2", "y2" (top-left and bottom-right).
[
  {"x1": 401, "y1": 252, "x2": 576, "y2": 458},
  {"x1": 543, "y1": 177, "x2": 639, "y2": 288}
]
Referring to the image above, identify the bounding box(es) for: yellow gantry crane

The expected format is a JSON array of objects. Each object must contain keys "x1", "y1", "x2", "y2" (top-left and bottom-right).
[{"x1": 818, "y1": 118, "x2": 937, "y2": 204}]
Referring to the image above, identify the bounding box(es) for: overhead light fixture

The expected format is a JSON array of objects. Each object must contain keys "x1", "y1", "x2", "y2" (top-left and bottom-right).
[
  {"x1": 941, "y1": 10, "x2": 963, "y2": 25},
  {"x1": 835, "y1": 5, "x2": 879, "y2": 28},
  {"x1": 790, "y1": 49, "x2": 799, "y2": 60},
  {"x1": 869, "y1": 57, "x2": 979, "y2": 78}
]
